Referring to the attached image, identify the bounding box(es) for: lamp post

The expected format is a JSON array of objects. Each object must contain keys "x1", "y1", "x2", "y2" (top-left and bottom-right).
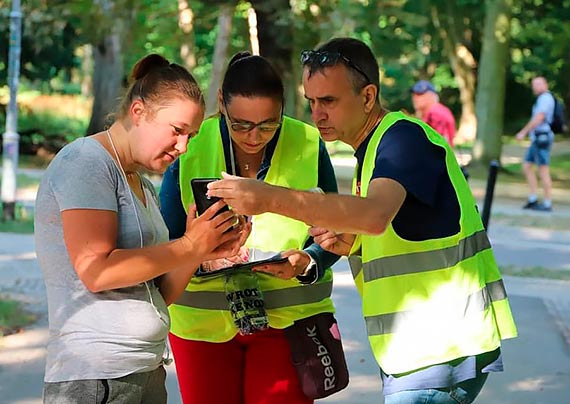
[{"x1": 1, "y1": 0, "x2": 22, "y2": 221}]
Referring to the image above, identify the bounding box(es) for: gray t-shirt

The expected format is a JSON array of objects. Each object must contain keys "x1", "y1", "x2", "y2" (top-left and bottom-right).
[
  {"x1": 530, "y1": 92, "x2": 555, "y2": 140},
  {"x1": 35, "y1": 137, "x2": 170, "y2": 382}
]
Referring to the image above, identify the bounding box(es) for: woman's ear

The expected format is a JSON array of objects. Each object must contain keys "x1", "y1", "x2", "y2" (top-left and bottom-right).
[{"x1": 129, "y1": 99, "x2": 145, "y2": 126}]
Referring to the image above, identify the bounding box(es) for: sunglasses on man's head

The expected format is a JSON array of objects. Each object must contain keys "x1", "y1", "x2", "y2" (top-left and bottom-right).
[{"x1": 300, "y1": 50, "x2": 371, "y2": 85}]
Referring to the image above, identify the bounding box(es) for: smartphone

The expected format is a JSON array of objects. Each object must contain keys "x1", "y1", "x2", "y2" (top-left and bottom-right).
[{"x1": 190, "y1": 178, "x2": 230, "y2": 216}]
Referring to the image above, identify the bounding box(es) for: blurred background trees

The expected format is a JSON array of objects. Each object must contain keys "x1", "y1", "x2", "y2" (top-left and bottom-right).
[{"x1": 0, "y1": 0, "x2": 569, "y2": 165}]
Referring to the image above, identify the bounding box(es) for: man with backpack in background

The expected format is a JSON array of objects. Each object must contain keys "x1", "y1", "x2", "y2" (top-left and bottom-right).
[{"x1": 515, "y1": 76, "x2": 559, "y2": 212}]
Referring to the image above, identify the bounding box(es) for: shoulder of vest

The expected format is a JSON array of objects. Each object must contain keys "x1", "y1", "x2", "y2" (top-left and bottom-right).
[
  {"x1": 371, "y1": 111, "x2": 435, "y2": 140},
  {"x1": 281, "y1": 116, "x2": 320, "y2": 142},
  {"x1": 181, "y1": 117, "x2": 222, "y2": 162},
  {"x1": 198, "y1": 116, "x2": 221, "y2": 135}
]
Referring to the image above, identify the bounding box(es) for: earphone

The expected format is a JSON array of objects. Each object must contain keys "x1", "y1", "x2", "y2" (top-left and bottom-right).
[{"x1": 106, "y1": 129, "x2": 172, "y2": 366}]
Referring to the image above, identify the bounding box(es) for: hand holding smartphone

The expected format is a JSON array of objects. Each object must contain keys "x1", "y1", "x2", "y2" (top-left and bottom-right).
[
  {"x1": 190, "y1": 178, "x2": 287, "y2": 278},
  {"x1": 191, "y1": 178, "x2": 230, "y2": 216}
]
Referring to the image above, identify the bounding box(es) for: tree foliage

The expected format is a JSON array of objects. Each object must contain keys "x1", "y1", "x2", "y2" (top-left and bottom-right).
[
  {"x1": 0, "y1": 0, "x2": 81, "y2": 87},
  {"x1": 2, "y1": 0, "x2": 570, "y2": 153}
]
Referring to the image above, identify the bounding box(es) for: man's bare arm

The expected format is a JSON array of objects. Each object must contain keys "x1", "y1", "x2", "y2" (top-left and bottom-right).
[
  {"x1": 208, "y1": 173, "x2": 406, "y2": 235},
  {"x1": 516, "y1": 112, "x2": 546, "y2": 140}
]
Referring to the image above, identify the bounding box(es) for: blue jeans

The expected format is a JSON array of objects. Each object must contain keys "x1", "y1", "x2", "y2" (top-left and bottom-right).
[{"x1": 384, "y1": 372, "x2": 488, "y2": 404}]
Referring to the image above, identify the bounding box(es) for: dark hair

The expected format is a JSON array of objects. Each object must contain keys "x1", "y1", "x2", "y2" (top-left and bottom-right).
[
  {"x1": 310, "y1": 38, "x2": 380, "y2": 99},
  {"x1": 117, "y1": 54, "x2": 204, "y2": 119},
  {"x1": 221, "y1": 52, "x2": 284, "y2": 105}
]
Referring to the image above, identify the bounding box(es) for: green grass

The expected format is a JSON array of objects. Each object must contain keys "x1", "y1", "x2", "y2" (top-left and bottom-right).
[
  {"x1": 0, "y1": 297, "x2": 36, "y2": 337},
  {"x1": 18, "y1": 154, "x2": 52, "y2": 169},
  {"x1": 0, "y1": 201, "x2": 35, "y2": 234},
  {"x1": 0, "y1": 172, "x2": 41, "y2": 196},
  {"x1": 0, "y1": 155, "x2": 52, "y2": 170},
  {"x1": 500, "y1": 265, "x2": 570, "y2": 281},
  {"x1": 465, "y1": 152, "x2": 570, "y2": 189},
  {"x1": 0, "y1": 172, "x2": 39, "y2": 234},
  {"x1": 499, "y1": 153, "x2": 570, "y2": 188},
  {"x1": 0, "y1": 217, "x2": 34, "y2": 234},
  {"x1": 491, "y1": 212, "x2": 570, "y2": 231},
  {"x1": 13, "y1": 173, "x2": 42, "y2": 188}
]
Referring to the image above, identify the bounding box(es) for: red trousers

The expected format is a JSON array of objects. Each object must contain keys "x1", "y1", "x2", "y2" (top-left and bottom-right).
[{"x1": 169, "y1": 328, "x2": 313, "y2": 404}]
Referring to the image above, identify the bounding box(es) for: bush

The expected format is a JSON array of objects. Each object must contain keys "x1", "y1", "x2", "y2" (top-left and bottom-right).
[
  {"x1": 0, "y1": 297, "x2": 36, "y2": 337},
  {"x1": 0, "y1": 92, "x2": 90, "y2": 155}
]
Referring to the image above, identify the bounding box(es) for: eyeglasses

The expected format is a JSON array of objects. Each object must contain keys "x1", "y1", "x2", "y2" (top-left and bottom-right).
[
  {"x1": 300, "y1": 50, "x2": 371, "y2": 85},
  {"x1": 223, "y1": 100, "x2": 282, "y2": 133}
]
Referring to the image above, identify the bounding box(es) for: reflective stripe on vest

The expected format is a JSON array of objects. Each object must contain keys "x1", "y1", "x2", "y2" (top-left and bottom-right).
[
  {"x1": 176, "y1": 279, "x2": 333, "y2": 310},
  {"x1": 365, "y1": 279, "x2": 507, "y2": 336},
  {"x1": 348, "y1": 255, "x2": 363, "y2": 279},
  {"x1": 362, "y1": 230, "x2": 490, "y2": 282}
]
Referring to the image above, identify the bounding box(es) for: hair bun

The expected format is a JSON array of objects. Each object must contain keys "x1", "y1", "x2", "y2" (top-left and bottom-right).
[
  {"x1": 131, "y1": 54, "x2": 170, "y2": 82},
  {"x1": 228, "y1": 51, "x2": 253, "y2": 67}
]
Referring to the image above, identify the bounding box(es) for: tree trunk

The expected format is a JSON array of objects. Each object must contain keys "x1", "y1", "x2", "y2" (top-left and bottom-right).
[
  {"x1": 86, "y1": 34, "x2": 123, "y2": 134},
  {"x1": 205, "y1": 4, "x2": 233, "y2": 116},
  {"x1": 432, "y1": 4, "x2": 477, "y2": 144},
  {"x1": 249, "y1": 0, "x2": 295, "y2": 115},
  {"x1": 473, "y1": 0, "x2": 512, "y2": 164},
  {"x1": 178, "y1": 0, "x2": 196, "y2": 70},
  {"x1": 454, "y1": 49, "x2": 477, "y2": 145},
  {"x1": 247, "y1": 6, "x2": 260, "y2": 55},
  {"x1": 79, "y1": 45, "x2": 93, "y2": 98}
]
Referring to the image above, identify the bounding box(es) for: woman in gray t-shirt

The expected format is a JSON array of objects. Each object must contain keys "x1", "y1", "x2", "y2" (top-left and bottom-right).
[{"x1": 35, "y1": 54, "x2": 248, "y2": 404}]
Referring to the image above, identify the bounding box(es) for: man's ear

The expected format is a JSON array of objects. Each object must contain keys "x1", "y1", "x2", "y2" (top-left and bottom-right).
[
  {"x1": 362, "y1": 84, "x2": 378, "y2": 113},
  {"x1": 129, "y1": 99, "x2": 145, "y2": 125}
]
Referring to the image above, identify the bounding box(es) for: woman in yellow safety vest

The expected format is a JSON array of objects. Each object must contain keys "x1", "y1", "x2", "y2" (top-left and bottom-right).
[{"x1": 159, "y1": 52, "x2": 340, "y2": 404}]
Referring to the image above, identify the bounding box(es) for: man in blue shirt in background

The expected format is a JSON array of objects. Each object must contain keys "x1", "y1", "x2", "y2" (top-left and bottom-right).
[{"x1": 515, "y1": 76, "x2": 555, "y2": 212}]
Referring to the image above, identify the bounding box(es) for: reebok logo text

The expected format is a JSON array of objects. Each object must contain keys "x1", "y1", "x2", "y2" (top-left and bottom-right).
[{"x1": 307, "y1": 325, "x2": 336, "y2": 391}]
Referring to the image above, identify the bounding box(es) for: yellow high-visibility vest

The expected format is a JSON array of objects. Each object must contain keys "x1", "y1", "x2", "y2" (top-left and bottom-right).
[
  {"x1": 170, "y1": 116, "x2": 335, "y2": 342},
  {"x1": 349, "y1": 111, "x2": 517, "y2": 374}
]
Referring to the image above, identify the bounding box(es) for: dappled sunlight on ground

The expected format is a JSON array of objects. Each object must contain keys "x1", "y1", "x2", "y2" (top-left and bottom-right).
[
  {"x1": 518, "y1": 226, "x2": 569, "y2": 242},
  {"x1": 317, "y1": 375, "x2": 383, "y2": 403},
  {"x1": 0, "y1": 328, "x2": 48, "y2": 366},
  {"x1": 0, "y1": 252, "x2": 36, "y2": 262},
  {"x1": 338, "y1": 334, "x2": 368, "y2": 354},
  {"x1": 508, "y1": 375, "x2": 565, "y2": 392}
]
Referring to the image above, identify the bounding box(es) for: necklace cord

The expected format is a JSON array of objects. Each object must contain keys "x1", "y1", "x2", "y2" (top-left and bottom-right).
[{"x1": 105, "y1": 129, "x2": 171, "y2": 364}]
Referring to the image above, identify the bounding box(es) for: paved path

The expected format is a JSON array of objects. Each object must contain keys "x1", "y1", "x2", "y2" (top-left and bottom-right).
[
  {"x1": 1, "y1": 225, "x2": 570, "y2": 404},
  {"x1": 2, "y1": 146, "x2": 570, "y2": 403}
]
